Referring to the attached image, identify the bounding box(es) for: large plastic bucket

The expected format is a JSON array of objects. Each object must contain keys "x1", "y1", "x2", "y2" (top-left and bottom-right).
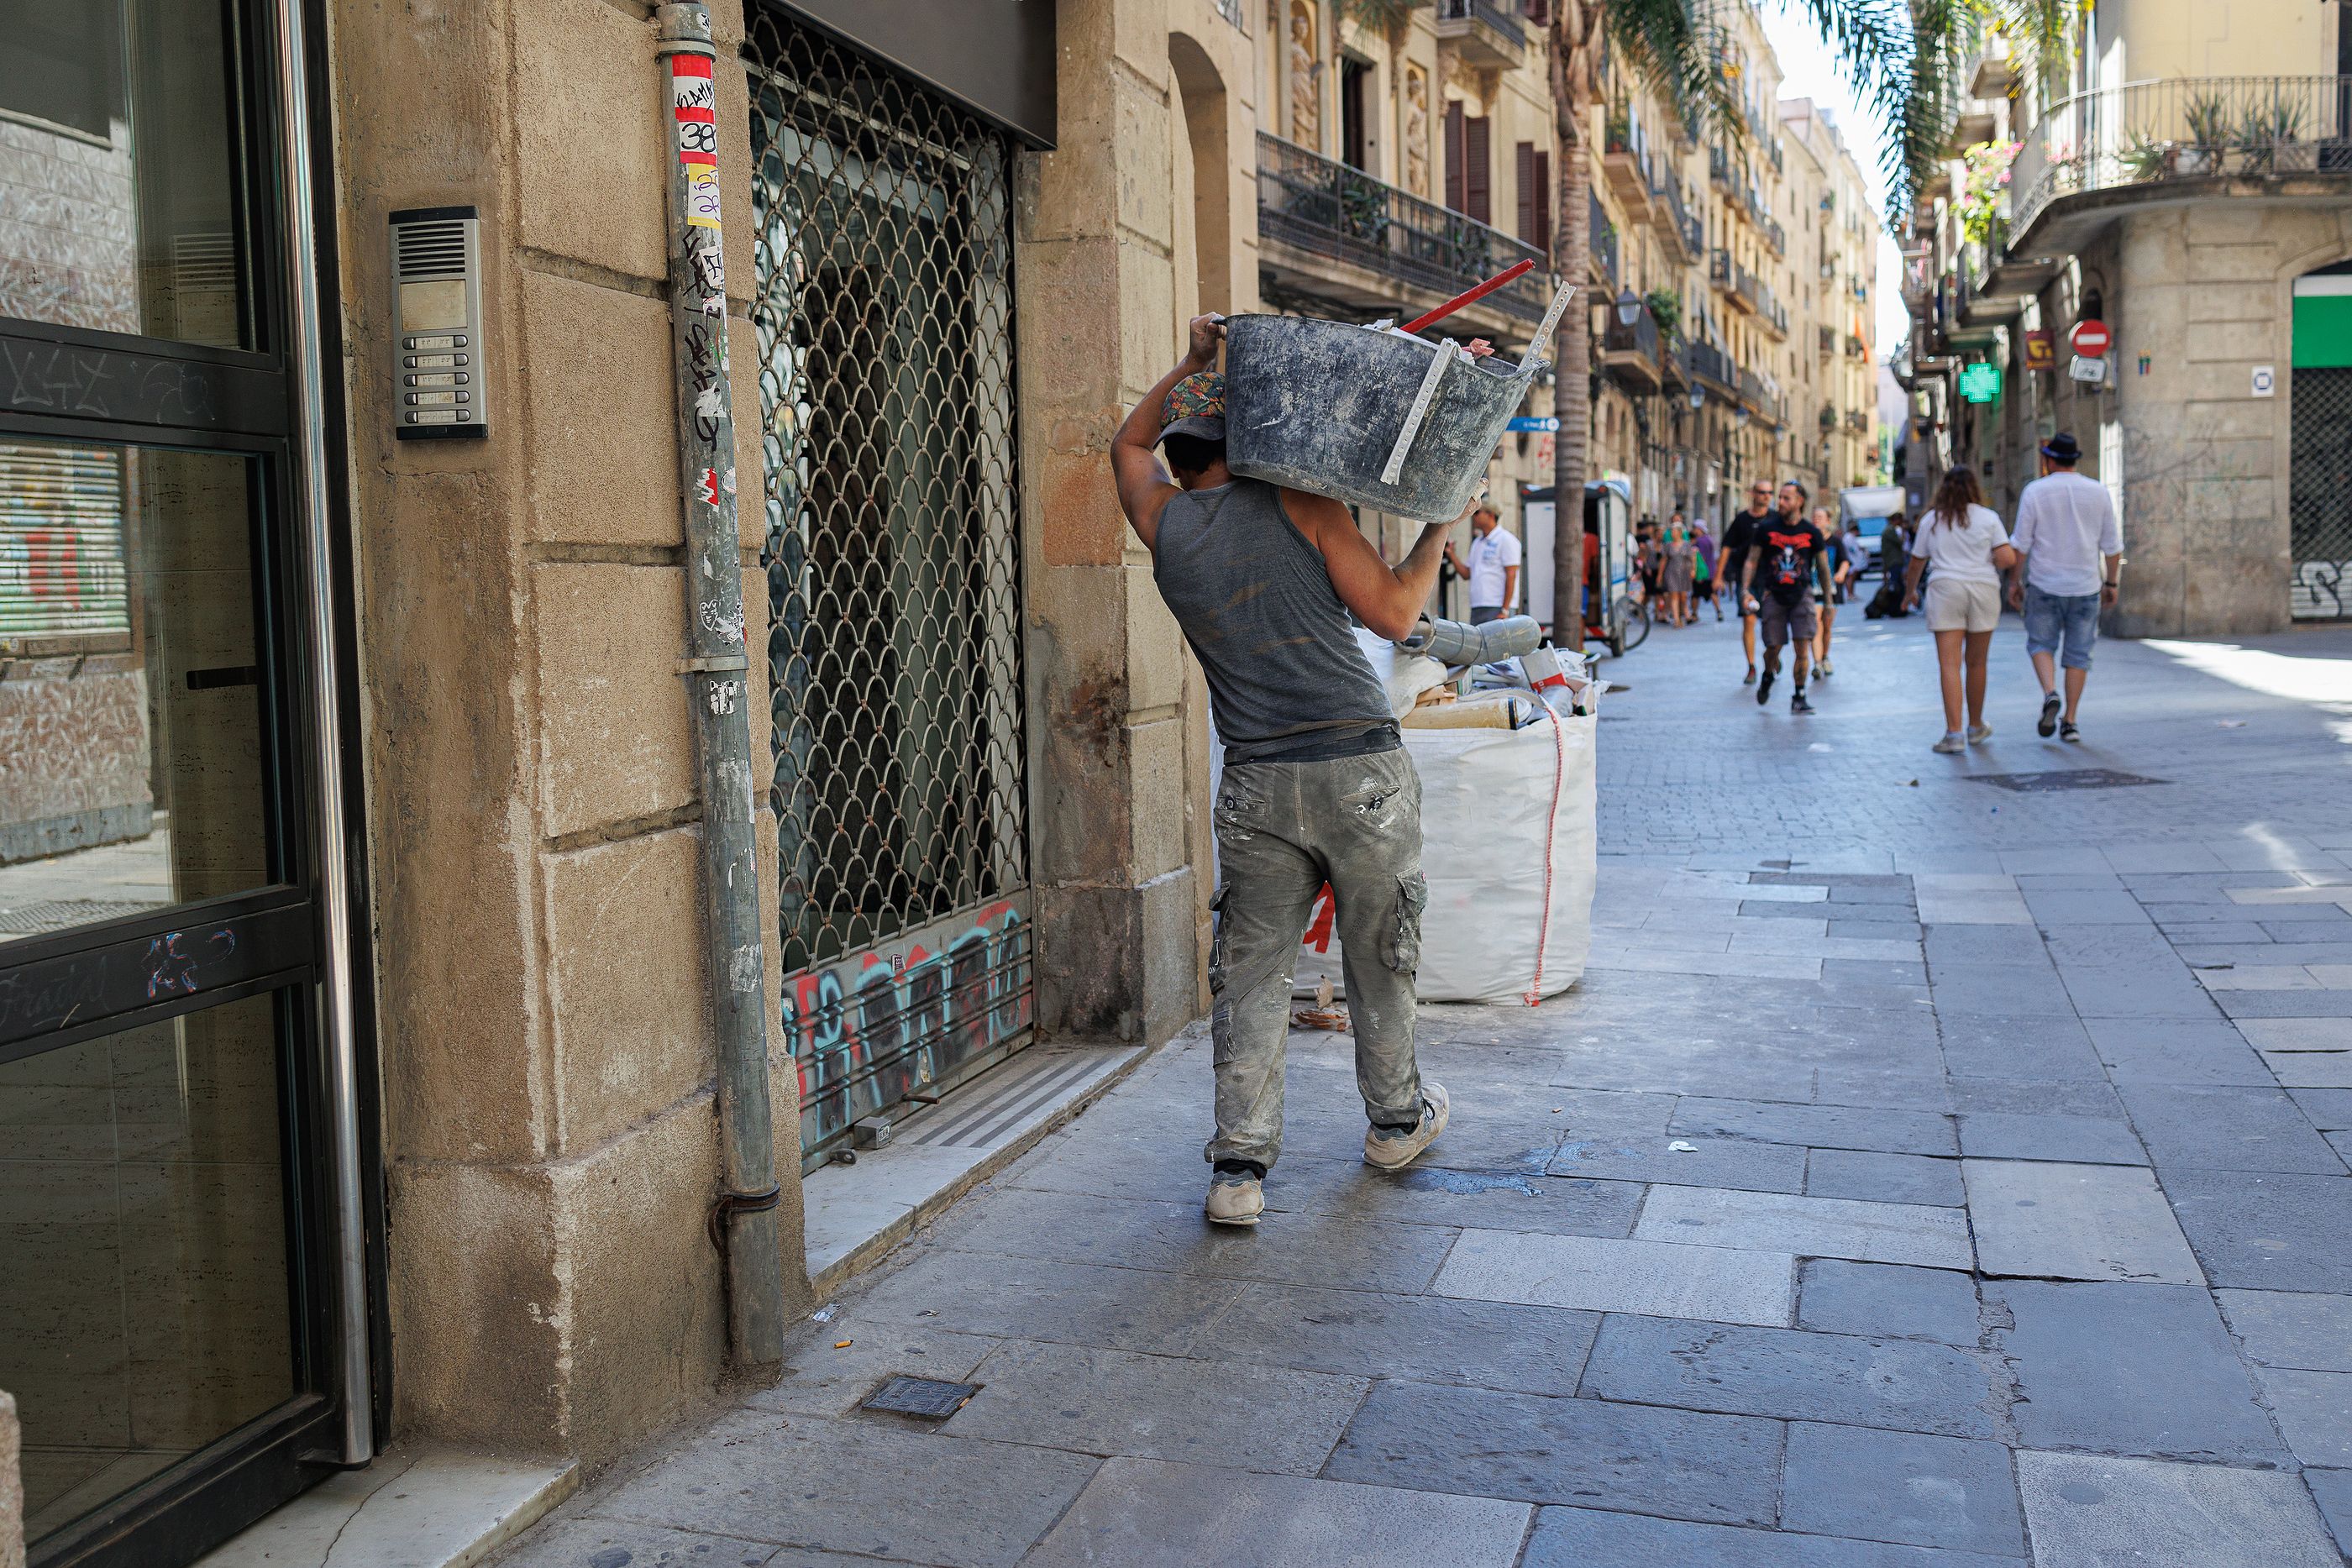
[{"x1": 1223, "y1": 312, "x2": 1547, "y2": 521}]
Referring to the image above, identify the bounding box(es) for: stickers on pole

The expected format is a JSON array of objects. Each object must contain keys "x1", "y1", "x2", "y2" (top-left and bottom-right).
[{"x1": 672, "y1": 54, "x2": 724, "y2": 238}]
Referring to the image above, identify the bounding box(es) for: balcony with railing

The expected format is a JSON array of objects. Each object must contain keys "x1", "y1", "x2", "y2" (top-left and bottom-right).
[
  {"x1": 1603, "y1": 302, "x2": 1665, "y2": 392},
  {"x1": 1436, "y1": 0, "x2": 1526, "y2": 68},
  {"x1": 1756, "y1": 292, "x2": 1788, "y2": 342},
  {"x1": 1740, "y1": 366, "x2": 1785, "y2": 427},
  {"x1": 1761, "y1": 215, "x2": 1786, "y2": 257},
  {"x1": 1592, "y1": 191, "x2": 1620, "y2": 288},
  {"x1": 1709, "y1": 247, "x2": 1737, "y2": 302},
  {"x1": 2010, "y1": 76, "x2": 2352, "y2": 244},
  {"x1": 1845, "y1": 408, "x2": 1872, "y2": 434},
  {"x1": 1254, "y1": 132, "x2": 1556, "y2": 325},
  {"x1": 1687, "y1": 338, "x2": 1736, "y2": 395},
  {"x1": 1604, "y1": 113, "x2": 1656, "y2": 220},
  {"x1": 1657, "y1": 170, "x2": 1704, "y2": 261},
  {"x1": 1845, "y1": 332, "x2": 1870, "y2": 359}
]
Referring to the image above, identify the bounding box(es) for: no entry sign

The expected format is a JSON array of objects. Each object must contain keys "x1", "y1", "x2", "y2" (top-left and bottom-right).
[{"x1": 2070, "y1": 319, "x2": 2112, "y2": 358}]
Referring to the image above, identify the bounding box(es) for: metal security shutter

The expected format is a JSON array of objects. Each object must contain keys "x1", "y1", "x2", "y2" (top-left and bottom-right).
[
  {"x1": 748, "y1": 10, "x2": 1034, "y2": 1167},
  {"x1": 2291, "y1": 366, "x2": 2352, "y2": 620},
  {"x1": 0, "y1": 442, "x2": 129, "y2": 653}
]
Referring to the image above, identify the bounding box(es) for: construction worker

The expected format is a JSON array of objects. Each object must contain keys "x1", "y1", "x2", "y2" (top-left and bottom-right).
[{"x1": 1110, "y1": 312, "x2": 1458, "y2": 1227}]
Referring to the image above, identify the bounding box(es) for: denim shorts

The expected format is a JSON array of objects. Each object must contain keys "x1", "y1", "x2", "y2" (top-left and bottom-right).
[{"x1": 2024, "y1": 583, "x2": 2101, "y2": 669}]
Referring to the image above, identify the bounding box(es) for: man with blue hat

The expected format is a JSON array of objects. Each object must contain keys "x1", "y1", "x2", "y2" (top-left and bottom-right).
[{"x1": 2007, "y1": 431, "x2": 2123, "y2": 742}]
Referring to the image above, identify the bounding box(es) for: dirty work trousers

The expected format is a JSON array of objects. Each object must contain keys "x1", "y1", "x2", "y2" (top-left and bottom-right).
[{"x1": 1207, "y1": 746, "x2": 1428, "y2": 1172}]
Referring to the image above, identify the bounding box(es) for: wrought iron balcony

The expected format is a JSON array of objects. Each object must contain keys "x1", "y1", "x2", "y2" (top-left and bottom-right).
[
  {"x1": 1657, "y1": 171, "x2": 1704, "y2": 261},
  {"x1": 1436, "y1": 0, "x2": 1525, "y2": 67},
  {"x1": 1845, "y1": 408, "x2": 1872, "y2": 434},
  {"x1": 1761, "y1": 216, "x2": 1786, "y2": 257},
  {"x1": 2011, "y1": 76, "x2": 2352, "y2": 242},
  {"x1": 1592, "y1": 191, "x2": 1620, "y2": 288},
  {"x1": 1254, "y1": 132, "x2": 1554, "y2": 325},
  {"x1": 1817, "y1": 325, "x2": 1835, "y2": 357},
  {"x1": 1603, "y1": 302, "x2": 1663, "y2": 391},
  {"x1": 1686, "y1": 338, "x2": 1736, "y2": 395},
  {"x1": 1845, "y1": 332, "x2": 1870, "y2": 359}
]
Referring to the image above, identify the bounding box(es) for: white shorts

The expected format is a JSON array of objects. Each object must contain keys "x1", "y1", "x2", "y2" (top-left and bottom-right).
[{"x1": 1925, "y1": 577, "x2": 2001, "y2": 632}]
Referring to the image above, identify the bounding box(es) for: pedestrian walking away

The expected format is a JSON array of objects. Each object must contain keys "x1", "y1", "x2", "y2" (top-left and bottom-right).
[
  {"x1": 1811, "y1": 505, "x2": 1845, "y2": 674},
  {"x1": 1444, "y1": 500, "x2": 1521, "y2": 624},
  {"x1": 1720, "y1": 480, "x2": 1777, "y2": 682},
  {"x1": 1903, "y1": 464, "x2": 2020, "y2": 753},
  {"x1": 1690, "y1": 516, "x2": 1721, "y2": 620},
  {"x1": 2008, "y1": 431, "x2": 2124, "y2": 742},
  {"x1": 1661, "y1": 517, "x2": 1696, "y2": 627},
  {"x1": 1111, "y1": 313, "x2": 1452, "y2": 1228},
  {"x1": 1740, "y1": 480, "x2": 1833, "y2": 714}
]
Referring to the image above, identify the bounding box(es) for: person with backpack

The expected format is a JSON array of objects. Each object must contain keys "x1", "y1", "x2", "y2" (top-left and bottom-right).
[
  {"x1": 1903, "y1": 466, "x2": 2021, "y2": 754},
  {"x1": 1740, "y1": 480, "x2": 1834, "y2": 714}
]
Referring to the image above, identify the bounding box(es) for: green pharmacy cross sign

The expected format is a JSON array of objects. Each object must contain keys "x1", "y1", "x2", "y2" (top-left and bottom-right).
[{"x1": 1958, "y1": 362, "x2": 2000, "y2": 403}]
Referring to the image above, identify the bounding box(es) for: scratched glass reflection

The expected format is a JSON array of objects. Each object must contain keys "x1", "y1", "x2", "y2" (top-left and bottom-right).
[
  {"x1": 0, "y1": 443, "x2": 274, "y2": 945},
  {"x1": 748, "y1": 15, "x2": 1032, "y2": 1163},
  {"x1": 0, "y1": 989, "x2": 297, "y2": 1536},
  {"x1": 0, "y1": 0, "x2": 255, "y2": 349}
]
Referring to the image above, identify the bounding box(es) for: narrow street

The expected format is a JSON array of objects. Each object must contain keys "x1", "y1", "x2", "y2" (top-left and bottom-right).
[{"x1": 501, "y1": 607, "x2": 2352, "y2": 1568}]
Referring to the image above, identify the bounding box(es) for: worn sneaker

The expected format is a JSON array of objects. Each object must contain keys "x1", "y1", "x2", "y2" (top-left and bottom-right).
[
  {"x1": 1966, "y1": 722, "x2": 1993, "y2": 744},
  {"x1": 1791, "y1": 690, "x2": 1814, "y2": 714},
  {"x1": 1363, "y1": 1082, "x2": 1452, "y2": 1172},
  {"x1": 2038, "y1": 692, "x2": 2061, "y2": 737},
  {"x1": 1741, "y1": 663, "x2": 1757, "y2": 685},
  {"x1": 1756, "y1": 665, "x2": 1775, "y2": 704},
  {"x1": 1205, "y1": 1172, "x2": 1264, "y2": 1227},
  {"x1": 1818, "y1": 658, "x2": 1835, "y2": 676},
  {"x1": 2061, "y1": 721, "x2": 2081, "y2": 742},
  {"x1": 1932, "y1": 732, "x2": 1966, "y2": 754}
]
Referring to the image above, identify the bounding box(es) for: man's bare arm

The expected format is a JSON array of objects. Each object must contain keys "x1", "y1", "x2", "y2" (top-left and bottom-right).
[
  {"x1": 1110, "y1": 314, "x2": 1224, "y2": 552},
  {"x1": 1288, "y1": 489, "x2": 1455, "y2": 639}
]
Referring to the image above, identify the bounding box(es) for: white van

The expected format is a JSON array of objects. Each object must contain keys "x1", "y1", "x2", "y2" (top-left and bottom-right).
[{"x1": 1838, "y1": 485, "x2": 1907, "y2": 576}]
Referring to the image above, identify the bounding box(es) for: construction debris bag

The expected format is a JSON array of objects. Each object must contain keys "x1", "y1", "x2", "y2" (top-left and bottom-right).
[{"x1": 1294, "y1": 702, "x2": 1597, "y2": 1005}]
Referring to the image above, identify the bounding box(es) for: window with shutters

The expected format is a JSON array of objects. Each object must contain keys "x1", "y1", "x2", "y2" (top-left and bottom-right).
[
  {"x1": 1444, "y1": 100, "x2": 1466, "y2": 212},
  {"x1": 1516, "y1": 142, "x2": 1536, "y2": 242},
  {"x1": 1533, "y1": 149, "x2": 1551, "y2": 252},
  {"x1": 1464, "y1": 113, "x2": 1491, "y2": 223}
]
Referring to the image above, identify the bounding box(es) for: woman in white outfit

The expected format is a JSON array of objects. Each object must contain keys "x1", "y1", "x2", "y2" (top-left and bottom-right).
[{"x1": 1902, "y1": 466, "x2": 2020, "y2": 754}]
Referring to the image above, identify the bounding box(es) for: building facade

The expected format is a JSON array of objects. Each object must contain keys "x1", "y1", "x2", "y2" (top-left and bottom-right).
[{"x1": 1897, "y1": 0, "x2": 2352, "y2": 632}]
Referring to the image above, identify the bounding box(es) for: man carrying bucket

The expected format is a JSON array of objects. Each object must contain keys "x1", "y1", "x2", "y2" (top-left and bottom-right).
[{"x1": 1110, "y1": 313, "x2": 1462, "y2": 1227}]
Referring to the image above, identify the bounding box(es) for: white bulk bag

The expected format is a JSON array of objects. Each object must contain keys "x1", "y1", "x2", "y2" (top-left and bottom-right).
[{"x1": 1296, "y1": 703, "x2": 1597, "y2": 1004}]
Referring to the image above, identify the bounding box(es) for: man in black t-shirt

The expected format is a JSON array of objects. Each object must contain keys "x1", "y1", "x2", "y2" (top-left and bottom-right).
[
  {"x1": 1719, "y1": 480, "x2": 1776, "y2": 684},
  {"x1": 1740, "y1": 480, "x2": 1833, "y2": 715}
]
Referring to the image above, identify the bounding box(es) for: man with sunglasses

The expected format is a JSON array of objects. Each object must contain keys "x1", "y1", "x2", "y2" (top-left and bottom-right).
[{"x1": 1718, "y1": 480, "x2": 1777, "y2": 684}]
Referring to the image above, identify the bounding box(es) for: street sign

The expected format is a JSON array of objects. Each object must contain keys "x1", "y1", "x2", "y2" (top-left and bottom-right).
[
  {"x1": 2023, "y1": 329, "x2": 2055, "y2": 369},
  {"x1": 2069, "y1": 319, "x2": 2111, "y2": 357},
  {"x1": 1958, "y1": 362, "x2": 2000, "y2": 402},
  {"x1": 2069, "y1": 354, "x2": 2108, "y2": 385},
  {"x1": 2252, "y1": 364, "x2": 2276, "y2": 397},
  {"x1": 1507, "y1": 416, "x2": 1561, "y2": 432}
]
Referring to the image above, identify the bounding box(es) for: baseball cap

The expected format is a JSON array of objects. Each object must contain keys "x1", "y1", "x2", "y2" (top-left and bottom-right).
[{"x1": 1158, "y1": 370, "x2": 1226, "y2": 443}]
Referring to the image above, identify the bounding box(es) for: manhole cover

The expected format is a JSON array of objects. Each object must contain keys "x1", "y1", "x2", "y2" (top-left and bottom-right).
[
  {"x1": 862, "y1": 1375, "x2": 979, "y2": 1419},
  {"x1": 1966, "y1": 769, "x2": 2166, "y2": 793}
]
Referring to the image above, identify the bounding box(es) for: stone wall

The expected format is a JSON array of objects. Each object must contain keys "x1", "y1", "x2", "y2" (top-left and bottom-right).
[
  {"x1": 327, "y1": 0, "x2": 801, "y2": 1464},
  {"x1": 2104, "y1": 198, "x2": 2352, "y2": 636}
]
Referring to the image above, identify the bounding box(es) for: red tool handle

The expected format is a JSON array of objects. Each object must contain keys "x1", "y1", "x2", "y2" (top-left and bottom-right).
[{"x1": 1399, "y1": 259, "x2": 1536, "y2": 335}]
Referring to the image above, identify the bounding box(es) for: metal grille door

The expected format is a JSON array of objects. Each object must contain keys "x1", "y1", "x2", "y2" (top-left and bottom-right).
[
  {"x1": 747, "y1": 11, "x2": 1032, "y2": 1165},
  {"x1": 2292, "y1": 367, "x2": 2352, "y2": 619}
]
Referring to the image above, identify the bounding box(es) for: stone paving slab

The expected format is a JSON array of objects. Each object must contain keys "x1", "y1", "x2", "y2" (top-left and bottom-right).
[
  {"x1": 2083, "y1": 1020, "x2": 2276, "y2": 1084},
  {"x1": 1518, "y1": 1506, "x2": 2029, "y2": 1567},
  {"x1": 2309, "y1": 1088, "x2": 2352, "y2": 1128},
  {"x1": 2214, "y1": 1287, "x2": 2352, "y2": 1371},
  {"x1": 941, "y1": 1340, "x2": 1364, "y2": 1474},
  {"x1": 1433, "y1": 1229, "x2": 1797, "y2": 1326},
  {"x1": 1320, "y1": 1379, "x2": 1784, "y2": 1524},
  {"x1": 1803, "y1": 1149, "x2": 1966, "y2": 1207},
  {"x1": 496, "y1": 1518, "x2": 806, "y2": 1568},
  {"x1": 1935, "y1": 1015, "x2": 2110, "y2": 1083},
  {"x1": 2307, "y1": 1468, "x2": 2352, "y2": 1559},
  {"x1": 1988, "y1": 1282, "x2": 2286, "y2": 1462},
  {"x1": 587, "y1": 1408, "x2": 1097, "y2": 1567},
  {"x1": 2112, "y1": 1083, "x2": 2348, "y2": 1173},
  {"x1": 1962, "y1": 1160, "x2": 2203, "y2": 1283},
  {"x1": 1021, "y1": 1459, "x2": 1531, "y2": 1568},
  {"x1": 1579, "y1": 1316, "x2": 1998, "y2": 1438},
  {"x1": 1778, "y1": 1423, "x2": 2025, "y2": 1557},
  {"x1": 1631, "y1": 1186, "x2": 1973, "y2": 1269},
  {"x1": 2166, "y1": 1170, "x2": 2352, "y2": 1293},
  {"x1": 2258, "y1": 1366, "x2": 2352, "y2": 1469},
  {"x1": 1796, "y1": 1261, "x2": 1982, "y2": 1345},
  {"x1": 1667, "y1": 1098, "x2": 1958, "y2": 1156},
  {"x1": 2015, "y1": 1450, "x2": 2343, "y2": 1568},
  {"x1": 1954, "y1": 1111, "x2": 2146, "y2": 1165},
  {"x1": 1546, "y1": 1132, "x2": 1807, "y2": 1193}
]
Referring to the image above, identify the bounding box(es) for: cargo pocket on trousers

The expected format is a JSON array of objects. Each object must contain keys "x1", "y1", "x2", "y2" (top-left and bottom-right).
[
  {"x1": 1207, "y1": 883, "x2": 1231, "y2": 996},
  {"x1": 1382, "y1": 873, "x2": 1428, "y2": 973}
]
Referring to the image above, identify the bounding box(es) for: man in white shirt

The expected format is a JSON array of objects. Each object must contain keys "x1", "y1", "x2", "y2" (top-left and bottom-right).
[
  {"x1": 1445, "y1": 503, "x2": 1521, "y2": 623},
  {"x1": 2007, "y1": 432, "x2": 2124, "y2": 742}
]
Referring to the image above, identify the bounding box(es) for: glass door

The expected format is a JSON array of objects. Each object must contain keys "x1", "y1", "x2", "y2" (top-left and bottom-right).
[{"x1": 0, "y1": 1, "x2": 366, "y2": 1563}]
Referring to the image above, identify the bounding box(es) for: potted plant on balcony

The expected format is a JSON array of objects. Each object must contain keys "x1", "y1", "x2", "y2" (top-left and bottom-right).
[
  {"x1": 2117, "y1": 132, "x2": 2170, "y2": 185},
  {"x1": 2237, "y1": 97, "x2": 2310, "y2": 175},
  {"x1": 2179, "y1": 90, "x2": 2231, "y2": 174},
  {"x1": 1645, "y1": 288, "x2": 1682, "y2": 343}
]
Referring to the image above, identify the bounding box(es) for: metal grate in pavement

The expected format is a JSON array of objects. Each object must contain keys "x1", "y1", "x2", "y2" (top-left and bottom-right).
[
  {"x1": 0, "y1": 898, "x2": 165, "y2": 936},
  {"x1": 1966, "y1": 769, "x2": 2166, "y2": 793},
  {"x1": 862, "y1": 1376, "x2": 979, "y2": 1419}
]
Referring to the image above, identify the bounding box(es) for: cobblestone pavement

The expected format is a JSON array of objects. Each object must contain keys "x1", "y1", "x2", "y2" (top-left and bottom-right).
[{"x1": 499, "y1": 606, "x2": 2352, "y2": 1568}]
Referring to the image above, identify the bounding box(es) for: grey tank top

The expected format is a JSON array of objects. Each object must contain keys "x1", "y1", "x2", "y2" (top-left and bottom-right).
[{"x1": 1151, "y1": 479, "x2": 1397, "y2": 765}]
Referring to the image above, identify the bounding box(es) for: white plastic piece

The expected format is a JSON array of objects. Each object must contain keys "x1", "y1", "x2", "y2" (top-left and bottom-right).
[{"x1": 1379, "y1": 336, "x2": 1458, "y2": 485}]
